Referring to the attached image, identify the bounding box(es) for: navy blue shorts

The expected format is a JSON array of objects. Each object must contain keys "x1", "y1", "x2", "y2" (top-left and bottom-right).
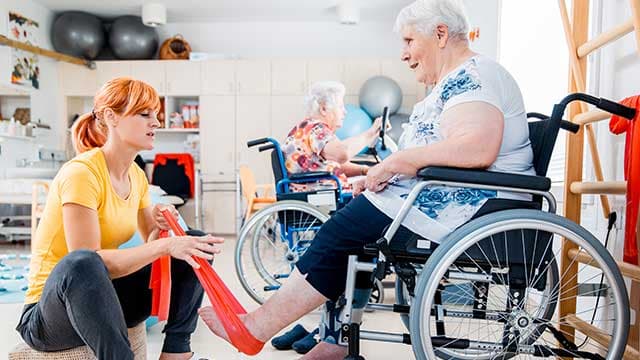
[{"x1": 296, "y1": 195, "x2": 393, "y2": 301}]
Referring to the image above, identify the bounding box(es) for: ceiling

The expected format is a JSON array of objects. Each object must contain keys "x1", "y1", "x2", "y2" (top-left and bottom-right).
[{"x1": 33, "y1": 0, "x2": 414, "y2": 22}]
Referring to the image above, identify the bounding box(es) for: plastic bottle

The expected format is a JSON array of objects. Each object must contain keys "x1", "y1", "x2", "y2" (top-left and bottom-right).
[{"x1": 7, "y1": 117, "x2": 16, "y2": 136}]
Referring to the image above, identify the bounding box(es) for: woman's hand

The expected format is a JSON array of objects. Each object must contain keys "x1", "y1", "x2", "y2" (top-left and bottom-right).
[
  {"x1": 364, "y1": 161, "x2": 395, "y2": 193},
  {"x1": 353, "y1": 179, "x2": 366, "y2": 196},
  {"x1": 166, "y1": 235, "x2": 224, "y2": 269},
  {"x1": 152, "y1": 204, "x2": 179, "y2": 230}
]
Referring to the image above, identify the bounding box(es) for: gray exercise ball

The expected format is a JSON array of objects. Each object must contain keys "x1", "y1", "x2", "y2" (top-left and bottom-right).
[
  {"x1": 109, "y1": 16, "x2": 158, "y2": 60},
  {"x1": 52, "y1": 11, "x2": 105, "y2": 60},
  {"x1": 359, "y1": 76, "x2": 403, "y2": 119},
  {"x1": 387, "y1": 112, "x2": 410, "y2": 143}
]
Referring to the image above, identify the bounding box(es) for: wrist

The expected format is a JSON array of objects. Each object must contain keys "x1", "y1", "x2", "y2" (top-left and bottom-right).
[
  {"x1": 360, "y1": 165, "x2": 368, "y2": 176},
  {"x1": 157, "y1": 237, "x2": 172, "y2": 256}
]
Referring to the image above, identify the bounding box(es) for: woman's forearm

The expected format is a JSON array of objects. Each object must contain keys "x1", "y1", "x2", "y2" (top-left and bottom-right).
[
  {"x1": 97, "y1": 237, "x2": 170, "y2": 279},
  {"x1": 342, "y1": 129, "x2": 378, "y2": 158}
]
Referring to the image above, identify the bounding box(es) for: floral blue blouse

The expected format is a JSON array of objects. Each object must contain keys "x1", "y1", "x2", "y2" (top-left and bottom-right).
[{"x1": 363, "y1": 55, "x2": 533, "y2": 242}]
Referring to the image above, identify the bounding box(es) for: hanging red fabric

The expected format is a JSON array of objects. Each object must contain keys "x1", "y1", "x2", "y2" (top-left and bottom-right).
[
  {"x1": 150, "y1": 230, "x2": 172, "y2": 321},
  {"x1": 159, "y1": 210, "x2": 265, "y2": 355},
  {"x1": 609, "y1": 95, "x2": 640, "y2": 265}
]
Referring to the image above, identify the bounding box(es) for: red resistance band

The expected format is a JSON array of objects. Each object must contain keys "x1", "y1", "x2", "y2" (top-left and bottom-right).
[
  {"x1": 149, "y1": 230, "x2": 172, "y2": 321},
  {"x1": 149, "y1": 210, "x2": 265, "y2": 355}
]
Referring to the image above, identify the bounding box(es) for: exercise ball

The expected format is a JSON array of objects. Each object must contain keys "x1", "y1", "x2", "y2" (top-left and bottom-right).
[
  {"x1": 109, "y1": 16, "x2": 158, "y2": 60},
  {"x1": 387, "y1": 112, "x2": 411, "y2": 143},
  {"x1": 335, "y1": 104, "x2": 372, "y2": 140},
  {"x1": 359, "y1": 76, "x2": 403, "y2": 119},
  {"x1": 51, "y1": 11, "x2": 105, "y2": 60}
]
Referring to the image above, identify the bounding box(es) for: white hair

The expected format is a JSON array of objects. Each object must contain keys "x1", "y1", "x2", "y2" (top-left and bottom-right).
[
  {"x1": 394, "y1": 0, "x2": 469, "y2": 41},
  {"x1": 304, "y1": 81, "x2": 346, "y2": 118}
]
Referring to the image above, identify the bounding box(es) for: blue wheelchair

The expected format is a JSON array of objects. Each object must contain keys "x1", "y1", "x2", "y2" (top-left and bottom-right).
[{"x1": 234, "y1": 133, "x2": 391, "y2": 304}]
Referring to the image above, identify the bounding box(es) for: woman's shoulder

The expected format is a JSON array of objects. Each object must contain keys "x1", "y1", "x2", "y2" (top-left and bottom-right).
[{"x1": 55, "y1": 149, "x2": 103, "y2": 182}]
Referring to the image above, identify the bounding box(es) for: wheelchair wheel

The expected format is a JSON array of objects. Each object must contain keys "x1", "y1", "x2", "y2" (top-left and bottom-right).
[
  {"x1": 410, "y1": 209, "x2": 629, "y2": 360},
  {"x1": 235, "y1": 200, "x2": 329, "y2": 304}
]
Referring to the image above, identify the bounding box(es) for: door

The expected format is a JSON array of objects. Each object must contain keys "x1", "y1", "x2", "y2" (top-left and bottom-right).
[
  {"x1": 96, "y1": 61, "x2": 132, "y2": 89},
  {"x1": 131, "y1": 60, "x2": 165, "y2": 94},
  {"x1": 271, "y1": 60, "x2": 306, "y2": 95},
  {"x1": 201, "y1": 60, "x2": 236, "y2": 95},
  {"x1": 165, "y1": 61, "x2": 202, "y2": 95},
  {"x1": 199, "y1": 95, "x2": 235, "y2": 180},
  {"x1": 236, "y1": 96, "x2": 271, "y2": 184}
]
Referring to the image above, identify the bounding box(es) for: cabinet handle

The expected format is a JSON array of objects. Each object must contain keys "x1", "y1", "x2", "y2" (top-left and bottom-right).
[
  {"x1": 229, "y1": 82, "x2": 233, "y2": 93},
  {"x1": 167, "y1": 82, "x2": 171, "y2": 94},
  {"x1": 238, "y1": 83, "x2": 242, "y2": 94}
]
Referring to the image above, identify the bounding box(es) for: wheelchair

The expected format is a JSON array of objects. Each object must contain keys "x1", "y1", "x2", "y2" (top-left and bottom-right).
[
  {"x1": 335, "y1": 93, "x2": 633, "y2": 359},
  {"x1": 235, "y1": 126, "x2": 394, "y2": 304}
]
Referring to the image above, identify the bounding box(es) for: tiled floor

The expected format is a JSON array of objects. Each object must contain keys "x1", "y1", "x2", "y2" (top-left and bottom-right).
[{"x1": 0, "y1": 239, "x2": 415, "y2": 360}]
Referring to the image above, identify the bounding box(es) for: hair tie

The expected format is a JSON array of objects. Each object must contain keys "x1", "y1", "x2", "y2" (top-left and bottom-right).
[{"x1": 91, "y1": 109, "x2": 97, "y2": 120}]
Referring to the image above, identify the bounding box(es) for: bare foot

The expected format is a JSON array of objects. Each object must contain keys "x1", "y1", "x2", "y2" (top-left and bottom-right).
[
  {"x1": 198, "y1": 306, "x2": 234, "y2": 343},
  {"x1": 300, "y1": 341, "x2": 347, "y2": 360}
]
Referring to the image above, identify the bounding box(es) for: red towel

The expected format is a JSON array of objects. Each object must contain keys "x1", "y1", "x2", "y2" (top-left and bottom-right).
[{"x1": 609, "y1": 95, "x2": 640, "y2": 264}]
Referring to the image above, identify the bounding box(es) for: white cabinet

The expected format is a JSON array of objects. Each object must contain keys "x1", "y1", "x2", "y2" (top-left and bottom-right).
[
  {"x1": 271, "y1": 60, "x2": 307, "y2": 95},
  {"x1": 199, "y1": 95, "x2": 236, "y2": 179},
  {"x1": 343, "y1": 59, "x2": 381, "y2": 95},
  {"x1": 236, "y1": 96, "x2": 271, "y2": 184},
  {"x1": 271, "y1": 96, "x2": 305, "y2": 143},
  {"x1": 165, "y1": 61, "x2": 201, "y2": 95},
  {"x1": 96, "y1": 61, "x2": 131, "y2": 89},
  {"x1": 202, "y1": 190, "x2": 236, "y2": 234},
  {"x1": 130, "y1": 61, "x2": 165, "y2": 94},
  {"x1": 201, "y1": 60, "x2": 236, "y2": 95},
  {"x1": 59, "y1": 62, "x2": 97, "y2": 96},
  {"x1": 236, "y1": 60, "x2": 271, "y2": 95},
  {"x1": 307, "y1": 59, "x2": 344, "y2": 86},
  {"x1": 381, "y1": 59, "x2": 417, "y2": 96}
]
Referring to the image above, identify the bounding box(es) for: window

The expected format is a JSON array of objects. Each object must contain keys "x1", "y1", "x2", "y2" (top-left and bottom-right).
[{"x1": 499, "y1": 0, "x2": 569, "y2": 183}]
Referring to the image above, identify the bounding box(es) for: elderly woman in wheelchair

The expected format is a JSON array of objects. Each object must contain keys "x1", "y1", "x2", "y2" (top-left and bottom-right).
[{"x1": 217, "y1": 1, "x2": 631, "y2": 359}]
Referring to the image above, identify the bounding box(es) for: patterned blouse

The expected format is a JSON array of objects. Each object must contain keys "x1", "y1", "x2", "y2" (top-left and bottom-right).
[
  {"x1": 363, "y1": 55, "x2": 534, "y2": 242},
  {"x1": 281, "y1": 119, "x2": 350, "y2": 191}
]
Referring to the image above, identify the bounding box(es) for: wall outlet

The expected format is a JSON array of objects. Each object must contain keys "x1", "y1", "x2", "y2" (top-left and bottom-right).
[{"x1": 39, "y1": 149, "x2": 66, "y2": 161}]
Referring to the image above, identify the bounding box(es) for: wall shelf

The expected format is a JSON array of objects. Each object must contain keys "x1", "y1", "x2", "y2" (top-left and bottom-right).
[
  {"x1": 155, "y1": 128, "x2": 199, "y2": 134},
  {"x1": 0, "y1": 134, "x2": 35, "y2": 141}
]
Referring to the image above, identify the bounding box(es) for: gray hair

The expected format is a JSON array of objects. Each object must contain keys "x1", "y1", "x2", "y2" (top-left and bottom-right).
[
  {"x1": 394, "y1": 0, "x2": 469, "y2": 41},
  {"x1": 304, "y1": 81, "x2": 346, "y2": 118}
]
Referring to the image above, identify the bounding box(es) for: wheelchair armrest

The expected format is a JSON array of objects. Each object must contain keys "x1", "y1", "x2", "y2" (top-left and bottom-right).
[
  {"x1": 289, "y1": 171, "x2": 333, "y2": 181},
  {"x1": 417, "y1": 166, "x2": 551, "y2": 192}
]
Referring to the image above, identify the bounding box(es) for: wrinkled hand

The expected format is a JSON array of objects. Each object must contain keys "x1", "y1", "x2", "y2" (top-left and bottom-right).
[
  {"x1": 167, "y1": 235, "x2": 224, "y2": 269},
  {"x1": 152, "y1": 204, "x2": 179, "y2": 230},
  {"x1": 353, "y1": 179, "x2": 366, "y2": 196},
  {"x1": 365, "y1": 162, "x2": 395, "y2": 193}
]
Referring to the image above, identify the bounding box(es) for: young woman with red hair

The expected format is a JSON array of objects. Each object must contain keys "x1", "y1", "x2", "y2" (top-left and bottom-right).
[{"x1": 16, "y1": 77, "x2": 221, "y2": 360}]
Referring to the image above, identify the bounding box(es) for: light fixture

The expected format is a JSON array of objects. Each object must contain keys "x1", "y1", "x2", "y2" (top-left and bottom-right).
[
  {"x1": 338, "y1": 0, "x2": 360, "y2": 25},
  {"x1": 142, "y1": 3, "x2": 167, "y2": 27}
]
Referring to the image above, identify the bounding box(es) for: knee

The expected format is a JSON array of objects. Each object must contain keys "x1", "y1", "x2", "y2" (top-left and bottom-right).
[{"x1": 60, "y1": 250, "x2": 108, "y2": 279}]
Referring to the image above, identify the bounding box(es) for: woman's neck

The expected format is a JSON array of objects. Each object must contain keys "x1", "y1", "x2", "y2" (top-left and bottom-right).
[
  {"x1": 101, "y1": 140, "x2": 137, "y2": 180},
  {"x1": 436, "y1": 42, "x2": 477, "y2": 83}
]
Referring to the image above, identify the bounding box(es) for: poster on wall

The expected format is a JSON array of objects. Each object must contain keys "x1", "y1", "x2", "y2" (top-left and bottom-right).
[{"x1": 8, "y1": 11, "x2": 40, "y2": 89}]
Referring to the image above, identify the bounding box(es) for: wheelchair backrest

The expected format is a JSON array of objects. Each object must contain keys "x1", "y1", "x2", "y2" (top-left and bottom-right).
[
  {"x1": 270, "y1": 150, "x2": 286, "y2": 190},
  {"x1": 527, "y1": 112, "x2": 562, "y2": 177}
]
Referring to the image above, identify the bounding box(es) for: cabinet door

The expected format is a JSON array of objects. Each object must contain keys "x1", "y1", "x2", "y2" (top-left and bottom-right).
[
  {"x1": 236, "y1": 60, "x2": 271, "y2": 95},
  {"x1": 201, "y1": 60, "x2": 236, "y2": 95},
  {"x1": 59, "y1": 62, "x2": 97, "y2": 96},
  {"x1": 96, "y1": 61, "x2": 132, "y2": 89},
  {"x1": 271, "y1": 96, "x2": 305, "y2": 145},
  {"x1": 343, "y1": 59, "x2": 381, "y2": 95},
  {"x1": 199, "y1": 95, "x2": 235, "y2": 179},
  {"x1": 130, "y1": 61, "x2": 165, "y2": 94},
  {"x1": 307, "y1": 59, "x2": 344, "y2": 86},
  {"x1": 381, "y1": 59, "x2": 417, "y2": 97},
  {"x1": 165, "y1": 61, "x2": 201, "y2": 95},
  {"x1": 236, "y1": 96, "x2": 271, "y2": 184},
  {"x1": 202, "y1": 189, "x2": 237, "y2": 234},
  {"x1": 271, "y1": 60, "x2": 306, "y2": 95}
]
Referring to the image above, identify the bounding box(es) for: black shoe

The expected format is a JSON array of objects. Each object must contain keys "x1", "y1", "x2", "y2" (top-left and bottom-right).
[
  {"x1": 292, "y1": 328, "x2": 319, "y2": 354},
  {"x1": 271, "y1": 324, "x2": 310, "y2": 350}
]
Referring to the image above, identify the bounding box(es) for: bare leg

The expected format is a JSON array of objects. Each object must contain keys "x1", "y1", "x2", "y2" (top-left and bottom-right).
[
  {"x1": 199, "y1": 269, "x2": 327, "y2": 343},
  {"x1": 300, "y1": 342, "x2": 347, "y2": 360}
]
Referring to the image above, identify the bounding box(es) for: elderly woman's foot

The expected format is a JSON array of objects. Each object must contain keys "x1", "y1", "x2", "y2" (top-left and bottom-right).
[
  {"x1": 197, "y1": 306, "x2": 267, "y2": 345},
  {"x1": 299, "y1": 341, "x2": 347, "y2": 360}
]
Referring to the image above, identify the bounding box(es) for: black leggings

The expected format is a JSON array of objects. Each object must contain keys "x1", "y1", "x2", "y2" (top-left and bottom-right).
[{"x1": 16, "y1": 235, "x2": 205, "y2": 359}]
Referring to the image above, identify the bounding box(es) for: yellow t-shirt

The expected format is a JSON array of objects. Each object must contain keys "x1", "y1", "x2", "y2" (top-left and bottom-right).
[{"x1": 25, "y1": 148, "x2": 151, "y2": 304}]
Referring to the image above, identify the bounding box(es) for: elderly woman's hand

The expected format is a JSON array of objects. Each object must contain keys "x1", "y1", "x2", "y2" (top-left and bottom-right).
[
  {"x1": 353, "y1": 179, "x2": 366, "y2": 196},
  {"x1": 365, "y1": 162, "x2": 395, "y2": 193}
]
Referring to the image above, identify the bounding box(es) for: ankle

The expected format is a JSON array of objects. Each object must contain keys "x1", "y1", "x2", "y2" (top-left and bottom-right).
[{"x1": 244, "y1": 312, "x2": 271, "y2": 342}]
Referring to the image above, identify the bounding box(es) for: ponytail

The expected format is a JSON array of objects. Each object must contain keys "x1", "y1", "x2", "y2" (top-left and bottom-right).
[{"x1": 71, "y1": 112, "x2": 107, "y2": 154}]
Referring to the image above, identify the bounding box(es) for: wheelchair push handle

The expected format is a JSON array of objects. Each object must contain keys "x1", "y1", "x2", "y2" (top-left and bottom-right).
[
  {"x1": 555, "y1": 93, "x2": 636, "y2": 121},
  {"x1": 258, "y1": 144, "x2": 275, "y2": 152},
  {"x1": 527, "y1": 112, "x2": 579, "y2": 134},
  {"x1": 247, "y1": 138, "x2": 269, "y2": 148},
  {"x1": 597, "y1": 97, "x2": 636, "y2": 120}
]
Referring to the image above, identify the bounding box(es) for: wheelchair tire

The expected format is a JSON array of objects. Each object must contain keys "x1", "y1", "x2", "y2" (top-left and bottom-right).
[
  {"x1": 409, "y1": 209, "x2": 629, "y2": 360},
  {"x1": 235, "y1": 200, "x2": 329, "y2": 304}
]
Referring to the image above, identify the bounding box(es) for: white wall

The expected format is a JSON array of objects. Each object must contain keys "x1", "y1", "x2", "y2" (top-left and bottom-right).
[
  {"x1": 0, "y1": 0, "x2": 63, "y2": 178},
  {"x1": 158, "y1": 0, "x2": 500, "y2": 60}
]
